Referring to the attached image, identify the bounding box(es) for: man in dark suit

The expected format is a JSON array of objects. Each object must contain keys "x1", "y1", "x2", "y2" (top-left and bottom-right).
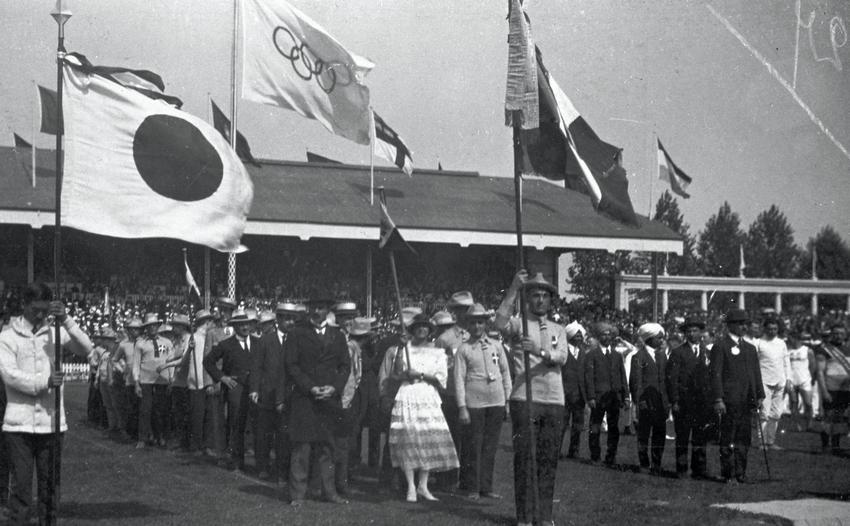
[
  {"x1": 584, "y1": 322, "x2": 630, "y2": 465},
  {"x1": 710, "y1": 308, "x2": 765, "y2": 483},
  {"x1": 249, "y1": 302, "x2": 301, "y2": 481},
  {"x1": 667, "y1": 316, "x2": 712, "y2": 479},
  {"x1": 204, "y1": 309, "x2": 258, "y2": 471},
  {"x1": 285, "y1": 298, "x2": 351, "y2": 506},
  {"x1": 629, "y1": 323, "x2": 669, "y2": 475},
  {"x1": 560, "y1": 322, "x2": 586, "y2": 459}
]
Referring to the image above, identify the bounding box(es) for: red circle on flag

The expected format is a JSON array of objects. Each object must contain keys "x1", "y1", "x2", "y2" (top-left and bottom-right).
[{"x1": 133, "y1": 115, "x2": 223, "y2": 202}]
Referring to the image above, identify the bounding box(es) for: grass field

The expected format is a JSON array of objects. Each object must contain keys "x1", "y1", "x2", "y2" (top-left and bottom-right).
[{"x1": 54, "y1": 383, "x2": 850, "y2": 525}]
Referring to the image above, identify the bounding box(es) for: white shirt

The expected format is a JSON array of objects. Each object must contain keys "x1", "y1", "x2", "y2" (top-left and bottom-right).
[{"x1": 757, "y1": 336, "x2": 790, "y2": 386}]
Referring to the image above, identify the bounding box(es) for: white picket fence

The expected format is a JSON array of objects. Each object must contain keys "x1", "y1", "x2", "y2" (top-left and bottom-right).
[{"x1": 62, "y1": 363, "x2": 90, "y2": 382}]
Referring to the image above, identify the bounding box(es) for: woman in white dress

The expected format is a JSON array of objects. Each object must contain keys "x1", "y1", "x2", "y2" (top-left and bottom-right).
[{"x1": 389, "y1": 314, "x2": 459, "y2": 502}]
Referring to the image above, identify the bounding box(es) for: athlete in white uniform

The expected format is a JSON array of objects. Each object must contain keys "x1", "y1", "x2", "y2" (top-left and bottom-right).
[{"x1": 787, "y1": 332, "x2": 816, "y2": 431}]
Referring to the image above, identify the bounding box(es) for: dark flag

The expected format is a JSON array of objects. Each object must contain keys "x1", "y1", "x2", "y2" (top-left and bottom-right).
[
  {"x1": 210, "y1": 98, "x2": 261, "y2": 167},
  {"x1": 13, "y1": 133, "x2": 32, "y2": 151},
  {"x1": 372, "y1": 111, "x2": 413, "y2": 176},
  {"x1": 306, "y1": 151, "x2": 343, "y2": 164},
  {"x1": 657, "y1": 138, "x2": 692, "y2": 199},
  {"x1": 378, "y1": 190, "x2": 416, "y2": 254},
  {"x1": 37, "y1": 85, "x2": 61, "y2": 135},
  {"x1": 517, "y1": 46, "x2": 639, "y2": 226}
]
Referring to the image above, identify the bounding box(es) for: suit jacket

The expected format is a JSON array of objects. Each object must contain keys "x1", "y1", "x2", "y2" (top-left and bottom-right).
[
  {"x1": 629, "y1": 347, "x2": 668, "y2": 413},
  {"x1": 561, "y1": 344, "x2": 586, "y2": 405},
  {"x1": 249, "y1": 330, "x2": 287, "y2": 409},
  {"x1": 710, "y1": 334, "x2": 765, "y2": 406},
  {"x1": 666, "y1": 342, "x2": 712, "y2": 412},
  {"x1": 203, "y1": 334, "x2": 258, "y2": 387},
  {"x1": 284, "y1": 325, "x2": 351, "y2": 443},
  {"x1": 584, "y1": 345, "x2": 628, "y2": 402}
]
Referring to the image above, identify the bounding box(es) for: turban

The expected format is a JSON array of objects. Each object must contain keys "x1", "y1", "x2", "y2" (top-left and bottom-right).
[
  {"x1": 565, "y1": 321, "x2": 586, "y2": 340},
  {"x1": 637, "y1": 323, "x2": 666, "y2": 341}
]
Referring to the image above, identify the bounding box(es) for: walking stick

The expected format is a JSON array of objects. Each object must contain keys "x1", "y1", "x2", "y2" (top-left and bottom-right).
[{"x1": 755, "y1": 407, "x2": 771, "y2": 480}]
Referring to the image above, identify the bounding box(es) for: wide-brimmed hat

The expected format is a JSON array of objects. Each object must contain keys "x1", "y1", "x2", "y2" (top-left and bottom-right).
[
  {"x1": 406, "y1": 313, "x2": 434, "y2": 333},
  {"x1": 141, "y1": 313, "x2": 161, "y2": 327},
  {"x1": 194, "y1": 309, "x2": 213, "y2": 324},
  {"x1": 99, "y1": 328, "x2": 119, "y2": 341},
  {"x1": 275, "y1": 302, "x2": 302, "y2": 314},
  {"x1": 679, "y1": 316, "x2": 706, "y2": 331},
  {"x1": 216, "y1": 297, "x2": 237, "y2": 310},
  {"x1": 228, "y1": 309, "x2": 254, "y2": 325},
  {"x1": 447, "y1": 291, "x2": 474, "y2": 308},
  {"x1": 725, "y1": 309, "x2": 749, "y2": 324},
  {"x1": 332, "y1": 301, "x2": 358, "y2": 316},
  {"x1": 430, "y1": 311, "x2": 455, "y2": 327},
  {"x1": 245, "y1": 308, "x2": 259, "y2": 322},
  {"x1": 390, "y1": 306, "x2": 423, "y2": 327},
  {"x1": 157, "y1": 324, "x2": 174, "y2": 335},
  {"x1": 171, "y1": 314, "x2": 191, "y2": 328},
  {"x1": 125, "y1": 316, "x2": 144, "y2": 329},
  {"x1": 523, "y1": 272, "x2": 557, "y2": 295},
  {"x1": 257, "y1": 310, "x2": 276, "y2": 324},
  {"x1": 349, "y1": 317, "x2": 374, "y2": 337},
  {"x1": 465, "y1": 303, "x2": 490, "y2": 320}
]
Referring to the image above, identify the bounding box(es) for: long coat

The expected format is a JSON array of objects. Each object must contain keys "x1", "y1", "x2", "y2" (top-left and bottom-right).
[
  {"x1": 249, "y1": 331, "x2": 286, "y2": 409},
  {"x1": 561, "y1": 345, "x2": 586, "y2": 406},
  {"x1": 584, "y1": 345, "x2": 628, "y2": 403},
  {"x1": 666, "y1": 342, "x2": 712, "y2": 413},
  {"x1": 284, "y1": 325, "x2": 350, "y2": 443},
  {"x1": 710, "y1": 335, "x2": 765, "y2": 406},
  {"x1": 629, "y1": 347, "x2": 669, "y2": 414}
]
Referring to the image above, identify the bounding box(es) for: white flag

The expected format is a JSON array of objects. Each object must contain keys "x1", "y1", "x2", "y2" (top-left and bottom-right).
[
  {"x1": 184, "y1": 251, "x2": 202, "y2": 298},
  {"x1": 241, "y1": 0, "x2": 374, "y2": 145},
  {"x1": 62, "y1": 55, "x2": 253, "y2": 253}
]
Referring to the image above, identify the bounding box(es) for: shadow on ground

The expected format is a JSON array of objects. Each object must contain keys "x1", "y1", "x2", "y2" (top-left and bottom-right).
[{"x1": 61, "y1": 501, "x2": 175, "y2": 520}]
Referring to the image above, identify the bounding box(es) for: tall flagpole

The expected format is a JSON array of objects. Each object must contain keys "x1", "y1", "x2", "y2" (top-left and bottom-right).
[
  {"x1": 31, "y1": 81, "x2": 37, "y2": 187},
  {"x1": 369, "y1": 109, "x2": 375, "y2": 206},
  {"x1": 50, "y1": 0, "x2": 71, "y2": 517},
  {"x1": 512, "y1": 122, "x2": 539, "y2": 520},
  {"x1": 227, "y1": 0, "x2": 239, "y2": 300}
]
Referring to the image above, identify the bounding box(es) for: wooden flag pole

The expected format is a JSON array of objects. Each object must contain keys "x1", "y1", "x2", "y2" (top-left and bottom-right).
[
  {"x1": 512, "y1": 122, "x2": 539, "y2": 520},
  {"x1": 50, "y1": 0, "x2": 71, "y2": 516}
]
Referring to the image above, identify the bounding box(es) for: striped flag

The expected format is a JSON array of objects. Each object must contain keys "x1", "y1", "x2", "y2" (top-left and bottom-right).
[
  {"x1": 372, "y1": 111, "x2": 413, "y2": 176},
  {"x1": 657, "y1": 138, "x2": 692, "y2": 199}
]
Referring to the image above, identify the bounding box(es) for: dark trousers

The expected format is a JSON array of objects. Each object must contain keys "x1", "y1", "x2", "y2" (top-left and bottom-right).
[
  {"x1": 225, "y1": 384, "x2": 249, "y2": 462},
  {"x1": 719, "y1": 403, "x2": 753, "y2": 480},
  {"x1": 188, "y1": 389, "x2": 207, "y2": 452},
  {"x1": 636, "y1": 405, "x2": 666, "y2": 469},
  {"x1": 460, "y1": 406, "x2": 503, "y2": 494},
  {"x1": 290, "y1": 441, "x2": 336, "y2": 500},
  {"x1": 170, "y1": 386, "x2": 190, "y2": 449},
  {"x1": 510, "y1": 401, "x2": 563, "y2": 525},
  {"x1": 123, "y1": 384, "x2": 139, "y2": 439},
  {"x1": 139, "y1": 384, "x2": 169, "y2": 442},
  {"x1": 588, "y1": 392, "x2": 621, "y2": 463},
  {"x1": 255, "y1": 406, "x2": 289, "y2": 476},
  {"x1": 205, "y1": 390, "x2": 226, "y2": 452},
  {"x1": 438, "y1": 395, "x2": 461, "y2": 489},
  {"x1": 6, "y1": 432, "x2": 62, "y2": 526},
  {"x1": 559, "y1": 398, "x2": 585, "y2": 457},
  {"x1": 0, "y1": 429, "x2": 10, "y2": 506},
  {"x1": 673, "y1": 406, "x2": 708, "y2": 475}
]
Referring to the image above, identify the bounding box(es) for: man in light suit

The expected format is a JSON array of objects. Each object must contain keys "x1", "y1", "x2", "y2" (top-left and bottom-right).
[{"x1": 711, "y1": 308, "x2": 765, "y2": 484}]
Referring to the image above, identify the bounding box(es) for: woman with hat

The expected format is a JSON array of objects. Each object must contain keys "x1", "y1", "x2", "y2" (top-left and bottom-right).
[
  {"x1": 454, "y1": 303, "x2": 511, "y2": 500},
  {"x1": 389, "y1": 313, "x2": 459, "y2": 502}
]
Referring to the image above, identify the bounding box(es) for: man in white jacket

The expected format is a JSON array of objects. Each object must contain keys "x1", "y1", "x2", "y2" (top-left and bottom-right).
[{"x1": 0, "y1": 283, "x2": 93, "y2": 525}]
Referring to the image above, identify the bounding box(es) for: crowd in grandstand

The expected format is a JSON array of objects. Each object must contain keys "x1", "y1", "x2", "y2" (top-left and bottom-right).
[{"x1": 0, "y1": 272, "x2": 848, "y2": 525}]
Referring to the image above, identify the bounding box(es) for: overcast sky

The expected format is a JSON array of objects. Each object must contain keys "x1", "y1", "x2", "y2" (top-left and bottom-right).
[{"x1": 1, "y1": 0, "x2": 848, "y2": 245}]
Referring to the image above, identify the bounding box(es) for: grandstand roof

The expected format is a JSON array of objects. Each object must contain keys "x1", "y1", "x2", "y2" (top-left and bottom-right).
[{"x1": 0, "y1": 146, "x2": 682, "y2": 253}]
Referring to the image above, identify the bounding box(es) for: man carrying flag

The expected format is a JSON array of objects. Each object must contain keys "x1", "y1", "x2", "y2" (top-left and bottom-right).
[
  {"x1": 657, "y1": 139, "x2": 692, "y2": 199},
  {"x1": 61, "y1": 52, "x2": 253, "y2": 253}
]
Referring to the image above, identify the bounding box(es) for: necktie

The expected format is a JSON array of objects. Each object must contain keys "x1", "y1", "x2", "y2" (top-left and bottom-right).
[
  {"x1": 693, "y1": 345, "x2": 699, "y2": 358},
  {"x1": 539, "y1": 321, "x2": 551, "y2": 354}
]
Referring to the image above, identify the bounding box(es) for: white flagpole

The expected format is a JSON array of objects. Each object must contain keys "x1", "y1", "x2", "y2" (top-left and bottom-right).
[
  {"x1": 31, "y1": 81, "x2": 37, "y2": 187},
  {"x1": 227, "y1": 0, "x2": 239, "y2": 299},
  {"x1": 369, "y1": 108, "x2": 375, "y2": 206}
]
